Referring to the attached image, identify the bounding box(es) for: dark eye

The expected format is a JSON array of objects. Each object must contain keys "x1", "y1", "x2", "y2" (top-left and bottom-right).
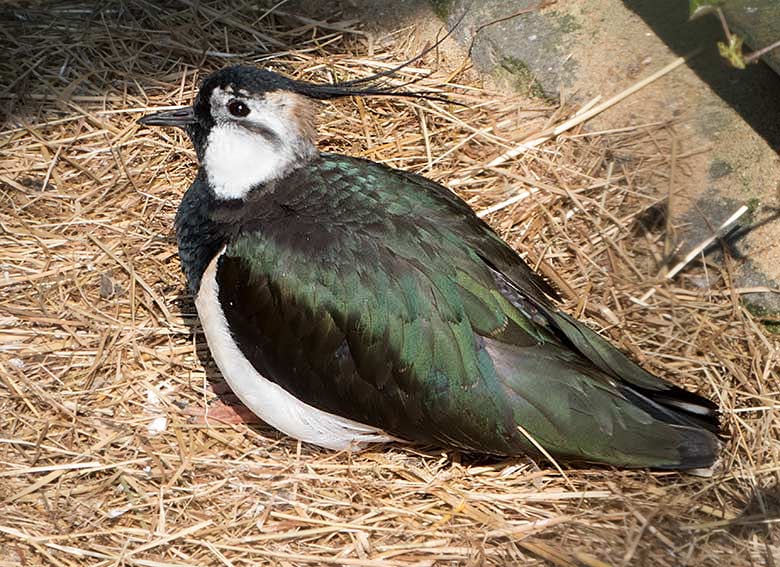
[{"x1": 227, "y1": 99, "x2": 250, "y2": 117}]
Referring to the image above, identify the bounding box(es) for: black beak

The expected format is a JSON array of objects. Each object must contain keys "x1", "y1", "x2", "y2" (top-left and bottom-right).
[{"x1": 137, "y1": 107, "x2": 196, "y2": 127}]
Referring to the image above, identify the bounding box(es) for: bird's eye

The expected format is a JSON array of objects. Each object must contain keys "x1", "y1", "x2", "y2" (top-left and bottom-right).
[{"x1": 227, "y1": 99, "x2": 250, "y2": 117}]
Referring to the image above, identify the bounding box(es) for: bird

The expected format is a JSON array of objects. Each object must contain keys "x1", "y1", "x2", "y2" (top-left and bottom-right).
[{"x1": 138, "y1": 64, "x2": 721, "y2": 470}]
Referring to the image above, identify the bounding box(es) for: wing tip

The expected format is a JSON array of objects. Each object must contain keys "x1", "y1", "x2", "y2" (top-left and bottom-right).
[{"x1": 647, "y1": 388, "x2": 722, "y2": 435}]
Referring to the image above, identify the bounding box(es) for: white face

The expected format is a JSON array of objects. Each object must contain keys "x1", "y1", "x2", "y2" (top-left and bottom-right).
[{"x1": 203, "y1": 86, "x2": 316, "y2": 200}]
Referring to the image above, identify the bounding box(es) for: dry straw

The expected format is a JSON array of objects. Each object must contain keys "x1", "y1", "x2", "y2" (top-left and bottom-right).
[{"x1": 1, "y1": 2, "x2": 778, "y2": 566}]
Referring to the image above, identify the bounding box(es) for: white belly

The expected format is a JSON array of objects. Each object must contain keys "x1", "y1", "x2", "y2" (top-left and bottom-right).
[{"x1": 195, "y1": 250, "x2": 392, "y2": 451}]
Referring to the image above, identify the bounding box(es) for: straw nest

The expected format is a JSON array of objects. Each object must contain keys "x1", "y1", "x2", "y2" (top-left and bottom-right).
[{"x1": 1, "y1": 2, "x2": 778, "y2": 566}]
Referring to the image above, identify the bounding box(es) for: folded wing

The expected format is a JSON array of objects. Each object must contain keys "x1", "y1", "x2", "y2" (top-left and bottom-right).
[{"x1": 215, "y1": 154, "x2": 720, "y2": 468}]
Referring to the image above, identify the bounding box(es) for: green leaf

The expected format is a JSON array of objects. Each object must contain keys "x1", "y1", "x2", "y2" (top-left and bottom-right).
[{"x1": 718, "y1": 35, "x2": 747, "y2": 69}]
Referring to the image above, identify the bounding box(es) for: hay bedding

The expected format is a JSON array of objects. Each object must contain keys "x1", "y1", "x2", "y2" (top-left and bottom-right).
[{"x1": 0, "y1": 2, "x2": 777, "y2": 565}]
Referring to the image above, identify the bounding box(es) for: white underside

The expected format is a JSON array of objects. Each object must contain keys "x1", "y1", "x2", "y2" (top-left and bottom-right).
[{"x1": 195, "y1": 250, "x2": 392, "y2": 450}]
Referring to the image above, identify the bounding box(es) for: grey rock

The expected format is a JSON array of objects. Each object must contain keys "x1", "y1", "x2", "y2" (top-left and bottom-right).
[
  {"x1": 433, "y1": 0, "x2": 579, "y2": 98},
  {"x1": 721, "y1": 0, "x2": 780, "y2": 75}
]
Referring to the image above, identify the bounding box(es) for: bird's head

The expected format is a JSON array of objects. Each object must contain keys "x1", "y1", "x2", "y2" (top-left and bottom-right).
[
  {"x1": 139, "y1": 65, "x2": 445, "y2": 200},
  {"x1": 139, "y1": 67, "x2": 324, "y2": 200}
]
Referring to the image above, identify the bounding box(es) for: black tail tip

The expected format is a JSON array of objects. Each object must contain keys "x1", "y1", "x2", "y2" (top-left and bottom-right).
[{"x1": 676, "y1": 429, "x2": 723, "y2": 471}]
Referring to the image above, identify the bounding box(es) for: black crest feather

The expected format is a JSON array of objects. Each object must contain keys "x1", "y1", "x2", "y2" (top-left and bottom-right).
[{"x1": 198, "y1": 15, "x2": 465, "y2": 106}]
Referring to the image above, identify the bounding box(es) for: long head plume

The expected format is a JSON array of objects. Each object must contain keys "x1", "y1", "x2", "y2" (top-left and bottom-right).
[{"x1": 291, "y1": 13, "x2": 466, "y2": 104}]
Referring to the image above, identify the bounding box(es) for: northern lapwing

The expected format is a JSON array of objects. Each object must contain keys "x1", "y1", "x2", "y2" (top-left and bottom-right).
[{"x1": 138, "y1": 65, "x2": 720, "y2": 469}]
